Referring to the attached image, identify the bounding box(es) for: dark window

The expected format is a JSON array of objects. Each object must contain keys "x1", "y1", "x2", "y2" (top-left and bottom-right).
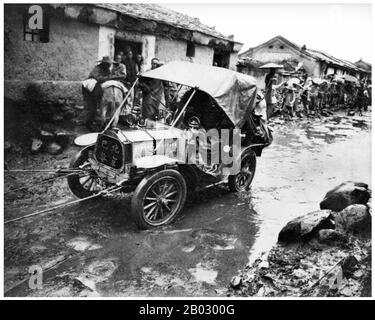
[
  {"x1": 268, "y1": 45, "x2": 273, "y2": 49},
  {"x1": 186, "y1": 41, "x2": 195, "y2": 57},
  {"x1": 280, "y1": 45, "x2": 284, "y2": 49},
  {"x1": 23, "y1": 5, "x2": 50, "y2": 43}
]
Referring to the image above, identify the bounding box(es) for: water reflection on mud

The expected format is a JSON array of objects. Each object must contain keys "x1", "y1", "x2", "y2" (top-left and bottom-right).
[{"x1": 247, "y1": 112, "x2": 371, "y2": 263}]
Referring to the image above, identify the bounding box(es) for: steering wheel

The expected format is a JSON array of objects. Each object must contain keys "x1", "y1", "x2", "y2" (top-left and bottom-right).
[{"x1": 187, "y1": 116, "x2": 201, "y2": 129}]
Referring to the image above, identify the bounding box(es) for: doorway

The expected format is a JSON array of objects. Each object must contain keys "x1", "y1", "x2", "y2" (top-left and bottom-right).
[
  {"x1": 213, "y1": 50, "x2": 230, "y2": 68},
  {"x1": 115, "y1": 38, "x2": 142, "y2": 56}
]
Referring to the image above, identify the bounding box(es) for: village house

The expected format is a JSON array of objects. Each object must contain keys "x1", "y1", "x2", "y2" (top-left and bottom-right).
[
  {"x1": 354, "y1": 59, "x2": 372, "y2": 79},
  {"x1": 237, "y1": 35, "x2": 370, "y2": 88},
  {"x1": 4, "y1": 3, "x2": 243, "y2": 104}
]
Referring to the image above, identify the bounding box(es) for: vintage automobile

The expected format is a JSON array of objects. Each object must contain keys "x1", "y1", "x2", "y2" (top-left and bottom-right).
[{"x1": 68, "y1": 61, "x2": 272, "y2": 229}]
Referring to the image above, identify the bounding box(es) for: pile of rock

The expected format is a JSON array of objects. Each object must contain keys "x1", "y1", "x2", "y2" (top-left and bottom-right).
[
  {"x1": 35, "y1": 99, "x2": 82, "y2": 124},
  {"x1": 229, "y1": 181, "x2": 371, "y2": 297},
  {"x1": 31, "y1": 130, "x2": 72, "y2": 155}
]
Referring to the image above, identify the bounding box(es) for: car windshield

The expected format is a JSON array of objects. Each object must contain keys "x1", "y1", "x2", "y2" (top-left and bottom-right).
[{"x1": 115, "y1": 80, "x2": 233, "y2": 132}]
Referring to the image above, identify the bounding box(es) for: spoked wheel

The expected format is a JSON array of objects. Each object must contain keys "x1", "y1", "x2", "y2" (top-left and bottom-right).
[
  {"x1": 228, "y1": 150, "x2": 257, "y2": 192},
  {"x1": 131, "y1": 169, "x2": 187, "y2": 229},
  {"x1": 67, "y1": 146, "x2": 104, "y2": 199}
]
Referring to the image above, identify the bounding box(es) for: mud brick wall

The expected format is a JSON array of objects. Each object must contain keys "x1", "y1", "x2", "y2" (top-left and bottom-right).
[
  {"x1": 4, "y1": 5, "x2": 99, "y2": 105},
  {"x1": 155, "y1": 36, "x2": 214, "y2": 66}
]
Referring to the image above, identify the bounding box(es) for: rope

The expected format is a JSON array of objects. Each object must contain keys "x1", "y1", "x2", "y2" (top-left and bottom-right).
[
  {"x1": 4, "y1": 185, "x2": 123, "y2": 225},
  {"x1": 5, "y1": 169, "x2": 83, "y2": 173},
  {"x1": 4, "y1": 171, "x2": 87, "y2": 195}
]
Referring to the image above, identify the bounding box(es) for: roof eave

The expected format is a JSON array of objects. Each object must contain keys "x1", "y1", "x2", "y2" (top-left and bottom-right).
[{"x1": 94, "y1": 3, "x2": 239, "y2": 45}]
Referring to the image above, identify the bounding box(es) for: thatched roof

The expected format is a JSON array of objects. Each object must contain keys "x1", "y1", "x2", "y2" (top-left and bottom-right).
[{"x1": 97, "y1": 3, "x2": 238, "y2": 43}]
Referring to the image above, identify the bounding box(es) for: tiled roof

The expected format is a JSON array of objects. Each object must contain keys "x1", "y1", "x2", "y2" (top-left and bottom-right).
[
  {"x1": 240, "y1": 35, "x2": 364, "y2": 73},
  {"x1": 306, "y1": 48, "x2": 361, "y2": 71},
  {"x1": 96, "y1": 3, "x2": 237, "y2": 42},
  {"x1": 354, "y1": 59, "x2": 372, "y2": 72}
]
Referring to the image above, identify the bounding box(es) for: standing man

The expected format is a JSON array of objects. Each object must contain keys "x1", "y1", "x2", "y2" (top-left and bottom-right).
[
  {"x1": 283, "y1": 85, "x2": 296, "y2": 119},
  {"x1": 264, "y1": 68, "x2": 277, "y2": 119},
  {"x1": 135, "y1": 54, "x2": 145, "y2": 73},
  {"x1": 122, "y1": 50, "x2": 138, "y2": 85},
  {"x1": 141, "y1": 58, "x2": 166, "y2": 120},
  {"x1": 82, "y1": 56, "x2": 115, "y2": 130}
]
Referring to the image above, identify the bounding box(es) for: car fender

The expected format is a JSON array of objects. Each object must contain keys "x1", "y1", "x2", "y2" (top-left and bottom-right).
[
  {"x1": 240, "y1": 143, "x2": 265, "y2": 158},
  {"x1": 134, "y1": 155, "x2": 183, "y2": 169},
  {"x1": 74, "y1": 132, "x2": 99, "y2": 146},
  {"x1": 69, "y1": 144, "x2": 95, "y2": 168}
]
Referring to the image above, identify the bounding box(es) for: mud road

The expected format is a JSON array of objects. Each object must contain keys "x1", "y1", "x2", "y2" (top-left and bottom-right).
[{"x1": 4, "y1": 111, "x2": 371, "y2": 297}]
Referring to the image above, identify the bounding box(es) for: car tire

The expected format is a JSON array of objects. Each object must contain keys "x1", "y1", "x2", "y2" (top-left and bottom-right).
[
  {"x1": 67, "y1": 146, "x2": 102, "y2": 199},
  {"x1": 228, "y1": 149, "x2": 257, "y2": 192},
  {"x1": 131, "y1": 169, "x2": 187, "y2": 229}
]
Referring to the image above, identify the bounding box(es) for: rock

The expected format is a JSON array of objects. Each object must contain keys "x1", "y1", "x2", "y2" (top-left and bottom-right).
[
  {"x1": 258, "y1": 260, "x2": 269, "y2": 269},
  {"x1": 292, "y1": 268, "x2": 308, "y2": 278},
  {"x1": 4, "y1": 141, "x2": 12, "y2": 152},
  {"x1": 335, "y1": 204, "x2": 371, "y2": 234},
  {"x1": 278, "y1": 210, "x2": 335, "y2": 243},
  {"x1": 4, "y1": 141, "x2": 22, "y2": 154},
  {"x1": 55, "y1": 132, "x2": 71, "y2": 149},
  {"x1": 52, "y1": 113, "x2": 64, "y2": 122},
  {"x1": 320, "y1": 181, "x2": 371, "y2": 211},
  {"x1": 63, "y1": 109, "x2": 76, "y2": 120},
  {"x1": 46, "y1": 142, "x2": 63, "y2": 155},
  {"x1": 318, "y1": 229, "x2": 348, "y2": 244},
  {"x1": 341, "y1": 255, "x2": 359, "y2": 278},
  {"x1": 353, "y1": 269, "x2": 364, "y2": 279},
  {"x1": 40, "y1": 130, "x2": 55, "y2": 142},
  {"x1": 230, "y1": 276, "x2": 242, "y2": 289},
  {"x1": 31, "y1": 138, "x2": 43, "y2": 153}
]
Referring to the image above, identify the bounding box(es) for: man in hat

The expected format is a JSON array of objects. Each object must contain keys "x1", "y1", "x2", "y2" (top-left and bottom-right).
[{"x1": 82, "y1": 56, "x2": 119, "y2": 130}]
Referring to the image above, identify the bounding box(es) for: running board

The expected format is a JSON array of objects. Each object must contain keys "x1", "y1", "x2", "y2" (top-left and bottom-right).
[{"x1": 196, "y1": 179, "x2": 228, "y2": 191}]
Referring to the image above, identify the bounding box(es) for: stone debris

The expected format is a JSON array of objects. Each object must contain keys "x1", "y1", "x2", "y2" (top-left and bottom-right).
[
  {"x1": 320, "y1": 181, "x2": 371, "y2": 211},
  {"x1": 31, "y1": 138, "x2": 44, "y2": 154},
  {"x1": 318, "y1": 229, "x2": 348, "y2": 244},
  {"x1": 334, "y1": 204, "x2": 371, "y2": 235},
  {"x1": 229, "y1": 181, "x2": 371, "y2": 297},
  {"x1": 46, "y1": 142, "x2": 63, "y2": 155},
  {"x1": 278, "y1": 210, "x2": 334, "y2": 243},
  {"x1": 230, "y1": 276, "x2": 242, "y2": 289}
]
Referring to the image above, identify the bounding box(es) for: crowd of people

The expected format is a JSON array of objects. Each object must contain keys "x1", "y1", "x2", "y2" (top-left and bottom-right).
[
  {"x1": 81, "y1": 54, "x2": 372, "y2": 130},
  {"x1": 264, "y1": 68, "x2": 372, "y2": 120},
  {"x1": 81, "y1": 48, "x2": 172, "y2": 130}
]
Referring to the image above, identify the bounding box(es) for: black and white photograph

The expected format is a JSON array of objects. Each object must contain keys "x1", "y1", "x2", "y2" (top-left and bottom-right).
[{"x1": 1, "y1": 1, "x2": 373, "y2": 301}]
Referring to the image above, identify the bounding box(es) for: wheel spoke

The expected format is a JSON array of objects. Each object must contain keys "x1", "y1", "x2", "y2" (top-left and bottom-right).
[
  {"x1": 144, "y1": 201, "x2": 157, "y2": 210},
  {"x1": 163, "y1": 202, "x2": 171, "y2": 212},
  {"x1": 151, "y1": 205, "x2": 160, "y2": 220},
  {"x1": 80, "y1": 176, "x2": 92, "y2": 185},
  {"x1": 151, "y1": 188, "x2": 160, "y2": 197},
  {"x1": 158, "y1": 204, "x2": 164, "y2": 218},
  {"x1": 164, "y1": 198, "x2": 177, "y2": 203},
  {"x1": 145, "y1": 203, "x2": 157, "y2": 219},
  {"x1": 161, "y1": 183, "x2": 173, "y2": 196},
  {"x1": 85, "y1": 178, "x2": 94, "y2": 191},
  {"x1": 164, "y1": 190, "x2": 177, "y2": 199},
  {"x1": 145, "y1": 196, "x2": 157, "y2": 201}
]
